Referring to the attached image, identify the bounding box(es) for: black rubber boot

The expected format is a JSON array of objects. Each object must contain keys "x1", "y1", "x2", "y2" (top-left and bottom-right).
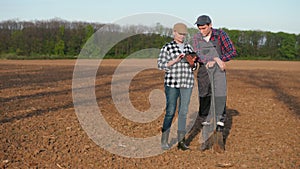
[
  {"x1": 161, "y1": 130, "x2": 170, "y2": 150},
  {"x1": 177, "y1": 131, "x2": 190, "y2": 151},
  {"x1": 199, "y1": 96, "x2": 211, "y2": 117}
]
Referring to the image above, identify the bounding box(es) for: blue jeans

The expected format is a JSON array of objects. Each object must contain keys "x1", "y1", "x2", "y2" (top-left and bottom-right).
[{"x1": 162, "y1": 85, "x2": 193, "y2": 133}]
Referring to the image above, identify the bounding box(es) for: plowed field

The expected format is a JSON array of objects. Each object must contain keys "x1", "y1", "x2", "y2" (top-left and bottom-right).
[{"x1": 1, "y1": 60, "x2": 299, "y2": 168}]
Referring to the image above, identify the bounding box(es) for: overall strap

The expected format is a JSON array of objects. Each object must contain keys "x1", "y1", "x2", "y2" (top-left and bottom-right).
[{"x1": 212, "y1": 29, "x2": 222, "y2": 57}]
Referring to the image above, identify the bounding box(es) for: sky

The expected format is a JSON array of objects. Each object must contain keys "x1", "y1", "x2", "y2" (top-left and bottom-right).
[{"x1": 0, "y1": 0, "x2": 299, "y2": 34}]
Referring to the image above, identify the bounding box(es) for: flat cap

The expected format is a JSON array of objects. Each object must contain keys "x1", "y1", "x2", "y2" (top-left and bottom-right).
[{"x1": 195, "y1": 15, "x2": 212, "y2": 25}]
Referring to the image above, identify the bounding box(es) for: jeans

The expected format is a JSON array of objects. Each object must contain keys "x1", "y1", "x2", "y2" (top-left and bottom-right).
[{"x1": 162, "y1": 85, "x2": 193, "y2": 133}]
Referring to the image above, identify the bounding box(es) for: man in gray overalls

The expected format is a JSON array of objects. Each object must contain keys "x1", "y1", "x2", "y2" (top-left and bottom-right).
[{"x1": 192, "y1": 15, "x2": 237, "y2": 150}]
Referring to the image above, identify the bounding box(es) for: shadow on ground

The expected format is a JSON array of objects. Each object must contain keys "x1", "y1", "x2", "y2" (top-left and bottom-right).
[{"x1": 186, "y1": 108, "x2": 240, "y2": 150}]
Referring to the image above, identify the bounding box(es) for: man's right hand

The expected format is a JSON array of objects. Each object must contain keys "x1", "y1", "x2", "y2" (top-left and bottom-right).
[{"x1": 206, "y1": 61, "x2": 216, "y2": 69}]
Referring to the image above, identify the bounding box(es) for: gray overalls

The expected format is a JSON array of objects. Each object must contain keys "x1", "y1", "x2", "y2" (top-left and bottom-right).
[{"x1": 196, "y1": 31, "x2": 227, "y2": 123}]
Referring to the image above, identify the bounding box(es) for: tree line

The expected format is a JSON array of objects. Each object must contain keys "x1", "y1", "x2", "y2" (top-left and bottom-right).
[{"x1": 0, "y1": 19, "x2": 299, "y2": 60}]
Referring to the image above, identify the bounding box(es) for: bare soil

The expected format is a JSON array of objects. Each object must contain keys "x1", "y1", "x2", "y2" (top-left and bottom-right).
[{"x1": 1, "y1": 59, "x2": 299, "y2": 168}]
